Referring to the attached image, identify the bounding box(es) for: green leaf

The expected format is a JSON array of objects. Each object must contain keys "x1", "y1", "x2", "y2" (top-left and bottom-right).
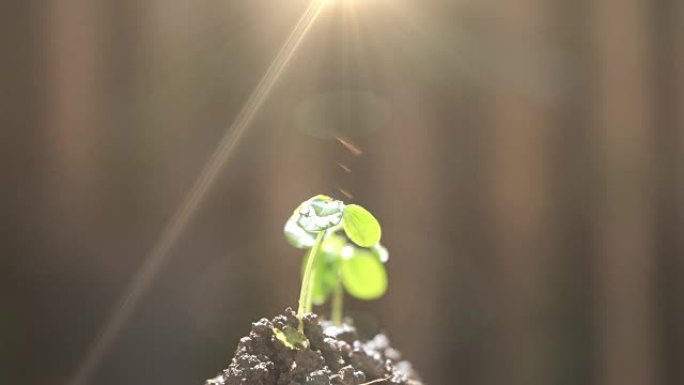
[
  {"x1": 321, "y1": 233, "x2": 346, "y2": 255},
  {"x1": 311, "y1": 260, "x2": 338, "y2": 305},
  {"x1": 284, "y1": 213, "x2": 317, "y2": 248},
  {"x1": 341, "y1": 249, "x2": 388, "y2": 300},
  {"x1": 272, "y1": 325, "x2": 309, "y2": 350},
  {"x1": 297, "y1": 196, "x2": 345, "y2": 232},
  {"x1": 342, "y1": 204, "x2": 382, "y2": 247},
  {"x1": 284, "y1": 196, "x2": 346, "y2": 248}
]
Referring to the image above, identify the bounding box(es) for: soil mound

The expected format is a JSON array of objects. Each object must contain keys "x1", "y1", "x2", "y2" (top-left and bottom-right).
[{"x1": 205, "y1": 309, "x2": 423, "y2": 385}]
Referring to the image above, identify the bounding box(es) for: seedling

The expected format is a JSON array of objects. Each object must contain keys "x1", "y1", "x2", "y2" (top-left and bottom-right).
[
  {"x1": 209, "y1": 195, "x2": 420, "y2": 384},
  {"x1": 284, "y1": 195, "x2": 389, "y2": 325}
]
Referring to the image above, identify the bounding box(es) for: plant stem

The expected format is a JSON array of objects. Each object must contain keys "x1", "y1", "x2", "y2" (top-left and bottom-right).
[
  {"x1": 297, "y1": 231, "x2": 325, "y2": 323},
  {"x1": 331, "y1": 280, "x2": 343, "y2": 326}
]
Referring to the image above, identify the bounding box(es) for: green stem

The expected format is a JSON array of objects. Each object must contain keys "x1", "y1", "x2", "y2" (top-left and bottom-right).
[
  {"x1": 331, "y1": 280, "x2": 344, "y2": 325},
  {"x1": 297, "y1": 231, "x2": 325, "y2": 323}
]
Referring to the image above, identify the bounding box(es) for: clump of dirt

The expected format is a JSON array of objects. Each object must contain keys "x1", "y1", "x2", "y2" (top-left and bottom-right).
[{"x1": 205, "y1": 308, "x2": 423, "y2": 385}]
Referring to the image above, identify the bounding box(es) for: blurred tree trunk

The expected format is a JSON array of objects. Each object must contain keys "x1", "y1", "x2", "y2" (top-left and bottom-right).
[
  {"x1": 674, "y1": 2, "x2": 684, "y2": 384},
  {"x1": 45, "y1": 0, "x2": 104, "y2": 227},
  {"x1": 372, "y1": 87, "x2": 443, "y2": 382},
  {"x1": 482, "y1": 1, "x2": 554, "y2": 384}
]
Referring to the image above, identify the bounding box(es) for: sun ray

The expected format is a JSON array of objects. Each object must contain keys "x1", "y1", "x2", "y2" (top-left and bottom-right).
[{"x1": 66, "y1": 2, "x2": 329, "y2": 384}]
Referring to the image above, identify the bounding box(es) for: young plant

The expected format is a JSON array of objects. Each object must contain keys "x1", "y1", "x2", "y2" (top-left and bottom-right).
[{"x1": 284, "y1": 195, "x2": 389, "y2": 327}]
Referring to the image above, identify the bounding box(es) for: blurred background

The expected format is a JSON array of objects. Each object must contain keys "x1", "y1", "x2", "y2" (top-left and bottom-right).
[{"x1": 2, "y1": 0, "x2": 683, "y2": 384}]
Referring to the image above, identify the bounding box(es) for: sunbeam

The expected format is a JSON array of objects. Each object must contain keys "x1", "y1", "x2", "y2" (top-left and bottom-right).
[{"x1": 65, "y1": 2, "x2": 329, "y2": 384}]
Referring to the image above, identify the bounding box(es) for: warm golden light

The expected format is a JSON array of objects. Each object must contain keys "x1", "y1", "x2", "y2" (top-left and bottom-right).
[{"x1": 65, "y1": 2, "x2": 329, "y2": 385}]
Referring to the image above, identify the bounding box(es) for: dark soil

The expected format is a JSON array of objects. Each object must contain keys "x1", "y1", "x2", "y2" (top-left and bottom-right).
[{"x1": 204, "y1": 308, "x2": 423, "y2": 385}]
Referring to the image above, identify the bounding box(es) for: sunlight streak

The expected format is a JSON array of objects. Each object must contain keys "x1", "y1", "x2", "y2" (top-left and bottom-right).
[{"x1": 66, "y1": 2, "x2": 329, "y2": 384}]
